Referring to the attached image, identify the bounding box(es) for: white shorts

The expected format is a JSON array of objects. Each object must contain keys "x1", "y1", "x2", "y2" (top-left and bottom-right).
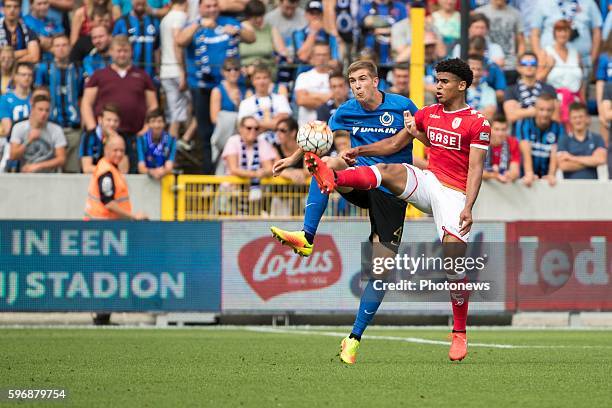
[{"x1": 398, "y1": 164, "x2": 469, "y2": 242}]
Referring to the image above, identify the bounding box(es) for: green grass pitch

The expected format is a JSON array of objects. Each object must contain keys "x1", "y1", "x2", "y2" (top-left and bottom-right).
[{"x1": 2, "y1": 327, "x2": 611, "y2": 407}]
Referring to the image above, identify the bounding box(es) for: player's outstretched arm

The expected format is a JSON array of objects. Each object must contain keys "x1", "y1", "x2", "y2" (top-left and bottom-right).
[
  {"x1": 345, "y1": 127, "x2": 414, "y2": 159},
  {"x1": 459, "y1": 147, "x2": 487, "y2": 236}
]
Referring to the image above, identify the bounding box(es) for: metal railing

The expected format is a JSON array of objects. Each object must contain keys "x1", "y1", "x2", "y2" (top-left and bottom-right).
[{"x1": 161, "y1": 175, "x2": 423, "y2": 221}]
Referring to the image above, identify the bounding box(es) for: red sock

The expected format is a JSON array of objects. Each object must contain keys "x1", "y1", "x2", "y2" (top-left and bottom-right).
[
  {"x1": 336, "y1": 166, "x2": 380, "y2": 190},
  {"x1": 449, "y1": 276, "x2": 470, "y2": 332}
]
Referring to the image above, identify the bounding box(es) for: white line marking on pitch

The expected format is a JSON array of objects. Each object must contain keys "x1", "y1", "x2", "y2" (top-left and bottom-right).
[{"x1": 245, "y1": 327, "x2": 612, "y2": 349}]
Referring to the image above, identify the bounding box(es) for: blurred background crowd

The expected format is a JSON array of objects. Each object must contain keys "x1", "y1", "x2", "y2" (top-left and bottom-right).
[{"x1": 0, "y1": 0, "x2": 610, "y2": 187}]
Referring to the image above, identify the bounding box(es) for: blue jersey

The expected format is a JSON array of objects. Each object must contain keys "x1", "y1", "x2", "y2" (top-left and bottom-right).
[
  {"x1": 0, "y1": 18, "x2": 36, "y2": 51},
  {"x1": 515, "y1": 117, "x2": 564, "y2": 177},
  {"x1": 35, "y1": 62, "x2": 83, "y2": 128},
  {"x1": 184, "y1": 17, "x2": 241, "y2": 89},
  {"x1": 0, "y1": 91, "x2": 30, "y2": 122},
  {"x1": 137, "y1": 130, "x2": 177, "y2": 168},
  {"x1": 79, "y1": 126, "x2": 104, "y2": 166},
  {"x1": 329, "y1": 91, "x2": 417, "y2": 168},
  {"x1": 357, "y1": 1, "x2": 406, "y2": 65},
  {"x1": 113, "y1": 13, "x2": 160, "y2": 79},
  {"x1": 83, "y1": 49, "x2": 112, "y2": 78},
  {"x1": 23, "y1": 14, "x2": 63, "y2": 62}
]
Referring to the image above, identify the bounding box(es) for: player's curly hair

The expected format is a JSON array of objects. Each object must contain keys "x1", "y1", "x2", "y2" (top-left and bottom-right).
[{"x1": 435, "y1": 58, "x2": 474, "y2": 89}]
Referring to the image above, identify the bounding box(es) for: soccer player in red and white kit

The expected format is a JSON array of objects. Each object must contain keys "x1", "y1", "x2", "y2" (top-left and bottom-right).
[{"x1": 305, "y1": 58, "x2": 490, "y2": 361}]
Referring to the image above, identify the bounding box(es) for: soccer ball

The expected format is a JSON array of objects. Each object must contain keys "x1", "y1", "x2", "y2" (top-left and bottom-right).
[{"x1": 296, "y1": 121, "x2": 334, "y2": 156}]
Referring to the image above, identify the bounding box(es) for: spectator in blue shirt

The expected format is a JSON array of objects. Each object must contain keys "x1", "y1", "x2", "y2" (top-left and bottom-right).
[
  {"x1": 83, "y1": 25, "x2": 112, "y2": 80},
  {"x1": 293, "y1": 0, "x2": 341, "y2": 71},
  {"x1": 24, "y1": 0, "x2": 64, "y2": 63},
  {"x1": 0, "y1": 0, "x2": 40, "y2": 63},
  {"x1": 35, "y1": 34, "x2": 83, "y2": 173},
  {"x1": 0, "y1": 62, "x2": 33, "y2": 139},
  {"x1": 516, "y1": 93, "x2": 563, "y2": 187},
  {"x1": 113, "y1": 0, "x2": 161, "y2": 81},
  {"x1": 557, "y1": 102, "x2": 607, "y2": 179},
  {"x1": 79, "y1": 103, "x2": 127, "y2": 173},
  {"x1": 137, "y1": 108, "x2": 176, "y2": 179},
  {"x1": 176, "y1": 0, "x2": 255, "y2": 174},
  {"x1": 358, "y1": 0, "x2": 406, "y2": 67}
]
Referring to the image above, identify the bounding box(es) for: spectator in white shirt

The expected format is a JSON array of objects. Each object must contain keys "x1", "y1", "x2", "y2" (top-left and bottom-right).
[
  {"x1": 238, "y1": 64, "x2": 292, "y2": 145},
  {"x1": 293, "y1": 41, "x2": 331, "y2": 126}
]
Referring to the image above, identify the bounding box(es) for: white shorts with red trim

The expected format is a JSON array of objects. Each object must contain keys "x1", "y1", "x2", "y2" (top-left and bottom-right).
[{"x1": 398, "y1": 164, "x2": 468, "y2": 242}]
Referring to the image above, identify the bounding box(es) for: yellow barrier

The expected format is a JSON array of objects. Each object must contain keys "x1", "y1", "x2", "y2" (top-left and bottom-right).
[{"x1": 161, "y1": 175, "x2": 424, "y2": 221}]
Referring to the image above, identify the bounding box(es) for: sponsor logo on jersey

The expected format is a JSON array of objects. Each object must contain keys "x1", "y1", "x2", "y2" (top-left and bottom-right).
[
  {"x1": 452, "y1": 117, "x2": 462, "y2": 129},
  {"x1": 379, "y1": 112, "x2": 394, "y2": 126},
  {"x1": 352, "y1": 126, "x2": 397, "y2": 135},
  {"x1": 238, "y1": 235, "x2": 342, "y2": 300},
  {"x1": 479, "y1": 132, "x2": 490, "y2": 141},
  {"x1": 427, "y1": 126, "x2": 462, "y2": 150},
  {"x1": 546, "y1": 132, "x2": 556, "y2": 144},
  {"x1": 429, "y1": 114, "x2": 441, "y2": 119}
]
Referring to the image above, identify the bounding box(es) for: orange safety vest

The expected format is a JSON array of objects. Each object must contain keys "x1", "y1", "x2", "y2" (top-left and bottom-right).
[{"x1": 84, "y1": 157, "x2": 132, "y2": 220}]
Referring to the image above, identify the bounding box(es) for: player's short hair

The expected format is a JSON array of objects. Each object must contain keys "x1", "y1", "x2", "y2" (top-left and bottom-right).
[
  {"x1": 4, "y1": 0, "x2": 22, "y2": 6},
  {"x1": 347, "y1": 60, "x2": 378, "y2": 79},
  {"x1": 435, "y1": 58, "x2": 473, "y2": 88},
  {"x1": 536, "y1": 93, "x2": 556, "y2": 103},
  {"x1": 146, "y1": 108, "x2": 165, "y2": 122},
  {"x1": 470, "y1": 13, "x2": 490, "y2": 30},
  {"x1": 31, "y1": 94, "x2": 50, "y2": 107},
  {"x1": 569, "y1": 102, "x2": 588, "y2": 114},
  {"x1": 100, "y1": 103, "x2": 120, "y2": 117},
  {"x1": 492, "y1": 113, "x2": 507, "y2": 125},
  {"x1": 110, "y1": 35, "x2": 131, "y2": 49}
]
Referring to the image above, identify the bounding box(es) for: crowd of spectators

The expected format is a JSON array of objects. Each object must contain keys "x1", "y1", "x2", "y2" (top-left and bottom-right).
[{"x1": 0, "y1": 0, "x2": 609, "y2": 188}]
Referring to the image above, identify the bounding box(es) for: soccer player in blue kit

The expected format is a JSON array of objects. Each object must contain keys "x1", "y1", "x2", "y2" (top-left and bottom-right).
[{"x1": 271, "y1": 60, "x2": 418, "y2": 364}]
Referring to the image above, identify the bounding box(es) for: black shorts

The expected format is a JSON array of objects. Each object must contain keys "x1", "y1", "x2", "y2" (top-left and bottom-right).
[{"x1": 340, "y1": 188, "x2": 407, "y2": 252}]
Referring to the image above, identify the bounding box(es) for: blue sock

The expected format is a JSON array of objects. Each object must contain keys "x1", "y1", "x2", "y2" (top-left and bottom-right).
[
  {"x1": 303, "y1": 178, "x2": 329, "y2": 243},
  {"x1": 351, "y1": 279, "x2": 386, "y2": 338}
]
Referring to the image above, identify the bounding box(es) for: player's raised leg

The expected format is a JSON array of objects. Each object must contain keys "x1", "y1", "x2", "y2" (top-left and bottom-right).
[
  {"x1": 271, "y1": 155, "x2": 350, "y2": 256},
  {"x1": 305, "y1": 153, "x2": 410, "y2": 198}
]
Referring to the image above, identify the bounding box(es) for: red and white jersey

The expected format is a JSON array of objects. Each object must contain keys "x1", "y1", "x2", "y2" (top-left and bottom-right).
[{"x1": 414, "y1": 104, "x2": 491, "y2": 191}]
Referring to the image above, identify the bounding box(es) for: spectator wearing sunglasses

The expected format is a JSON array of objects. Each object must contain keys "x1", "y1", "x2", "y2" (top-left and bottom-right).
[
  {"x1": 503, "y1": 52, "x2": 557, "y2": 127},
  {"x1": 272, "y1": 117, "x2": 308, "y2": 183},
  {"x1": 222, "y1": 115, "x2": 275, "y2": 181}
]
